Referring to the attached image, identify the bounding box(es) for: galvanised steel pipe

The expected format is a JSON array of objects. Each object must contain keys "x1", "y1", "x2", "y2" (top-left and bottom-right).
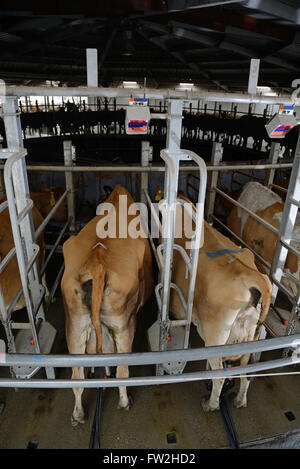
[
  {"x1": 35, "y1": 189, "x2": 69, "y2": 239},
  {"x1": 5, "y1": 86, "x2": 300, "y2": 105},
  {"x1": 0, "y1": 163, "x2": 293, "y2": 173},
  {"x1": 211, "y1": 214, "x2": 271, "y2": 271},
  {"x1": 0, "y1": 356, "x2": 299, "y2": 389},
  {"x1": 215, "y1": 187, "x2": 279, "y2": 236},
  {"x1": 0, "y1": 334, "x2": 299, "y2": 368}
]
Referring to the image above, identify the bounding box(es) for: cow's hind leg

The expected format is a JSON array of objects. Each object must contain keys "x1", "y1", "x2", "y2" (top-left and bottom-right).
[
  {"x1": 114, "y1": 317, "x2": 135, "y2": 411},
  {"x1": 116, "y1": 366, "x2": 132, "y2": 411},
  {"x1": 234, "y1": 304, "x2": 262, "y2": 408},
  {"x1": 71, "y1": 367, "x2": 85, "y2": 426},
  {"x1": 66, "y1": 314, "x2": 91, "y2": 426},
  {"x1": 200, "y1": 324, "x2": 230, "y2": 412},
  {"x1": 234, "y1": 353, "x2": 251, "y2": 408},
  {"x1": 202, "y1": 357, "x2": 225, "y2": 412}
]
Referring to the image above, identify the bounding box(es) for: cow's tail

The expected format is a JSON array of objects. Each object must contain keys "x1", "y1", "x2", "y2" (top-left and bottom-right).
[
  {"x1": 79, "y1": 249, "x2": 105, "y2": 354},
  {"x1": 243, "y1": 269, "x2": 272, "y2": 340}
]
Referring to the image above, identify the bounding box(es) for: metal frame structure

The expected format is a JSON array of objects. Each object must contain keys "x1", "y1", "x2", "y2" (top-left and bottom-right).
[
  {"x1": 147, "y1": 100, "x2": 207, "y2": 375},
  {"x1": 1, "y1": 334, "x2": 300, "y2": 388},
  {"x1": 5, "y1": 85, "x2": 300, "y2": 105},
  {"x1": 204, "y1": 136, "x2": 300, "y2": 341},
  {"x1": 0, "y1": 97, "x2": 74, "y2": 380},
  {"x1": 0, "y1": 84, "x2": 299, "y2": 390}
]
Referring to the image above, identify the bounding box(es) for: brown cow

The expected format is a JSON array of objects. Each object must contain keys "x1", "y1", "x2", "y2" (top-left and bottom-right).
[
  {"x1": 61, "y1": 184, "x2": 154, "y2": 425},
  {"x1": 227, "y1": 181, "x2": 299, "y2": 296},
  {"x1": 0, "y1": 201, "x2": 46, "y2": 312},
  {"x1": 30, "y1": 182, "x2": 68, "y2": 223},
  {"x1": 170, "y1": 195, "x2": 272, "y2": 411},
  {"x1": 0, "y1": 182, "x2": 68, "y2": 312}
]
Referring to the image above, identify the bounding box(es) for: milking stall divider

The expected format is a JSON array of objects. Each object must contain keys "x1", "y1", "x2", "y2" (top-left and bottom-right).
[{"x1": 1, "y1": 55, "x2": 300, "y2": 411}]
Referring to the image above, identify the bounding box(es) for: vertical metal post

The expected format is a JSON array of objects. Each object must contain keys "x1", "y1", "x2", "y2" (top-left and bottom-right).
[
  {"x1": 270, "y1": 133, "x2": 300, "y2": 317},
  {"x1": 3, "y1": 98, "x2": 58, "y2": 377},
  {"x1": 2, "y1": 97, "x2": 56, "y2": 379},
  {"x1": 3, "y1": 98, "x2": 43, "y2": 316},
  {"x1": 140, "y1": 141, "x2": 152, "y2": 205},
  {"x1": 86, "y1": 48, "x2": 98, "y2": 111},
  {"x1": 205, "y1": 142, "x2": 223, "y2": 221},
  {"x1": 157, "y1": 100, "x2": 183, "y2": 374},
  {"x1": 63, "y1": 140, "x2": 76, "y2": 232},
  {"x1": 248, "y1": 59, "x2": 260, "y2": 95},
  {"x1": 265, "y1": 142, "x2": 280, "y2": 187}
]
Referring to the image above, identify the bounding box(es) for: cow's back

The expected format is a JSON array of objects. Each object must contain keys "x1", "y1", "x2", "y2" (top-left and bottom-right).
[
  {"x1": 227, "y1": 182, "x2": 300, "y2": 292},
  {"x1": 170, "y1": 218, "x2": 271, "y2": 345},
  {"x1": 61, "y1": 184, "x2": 154, "y2": 309}
]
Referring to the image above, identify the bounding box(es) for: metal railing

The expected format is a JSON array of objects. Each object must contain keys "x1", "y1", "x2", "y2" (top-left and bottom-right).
[
  {"x1": 5, "y1": 85, "x2": 300, "y2": 106},
  {"x1": 0, "y1": 334, "x2": 299, "y2": 388},
  {"x1": 0, "y1": 162, "x2": 293, "y2": 173},
  {"x1": 0, "y1": 88, "x2": 299, "y2": 389}
]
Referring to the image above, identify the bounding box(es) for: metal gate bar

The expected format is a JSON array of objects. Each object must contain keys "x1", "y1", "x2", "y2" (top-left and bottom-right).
[
  {"x1": 0, "y1": 101, "x2": 74, "y2": 379},
  {"x1": 0, "y1": 86, "x2": 298, "y2": 390},
  {"x1": 5, "y1": 84, "x2": 300, "y2": 106},
  {"x1": 146, "y1": 99, "x2": 207, "y2": 376},
  {"x1": 0, "y1": 361, "x2": 299, "y2": 389},
  {"x1": 1, "y1": 333, "x2": 299, "y2": 367},
  {"x1": 215, "y1": 187, "x2": 279, "y2": 235},
  {"x1": 35, "y1": 189, "x2": 69, "y2": 239},
  {"x1": 0, "y1": 162, "x2": 292, "y2": 173},
  {"x1": 0, "y1": 334, "x2": 300, "y2": 388}
]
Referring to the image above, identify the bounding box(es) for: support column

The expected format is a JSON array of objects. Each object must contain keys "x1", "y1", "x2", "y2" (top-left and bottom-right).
[
  {"x1": 205, "y1": 142, "x2": 223, "y2": 222},
  {"x1": 2, "y1": 97, "x2": 56, "y2": 379},
  {"x1": 140, "y1": 141, "x2": 152, "y2": 205},
  {"x1": 270, "y1": 134, "x2": 300, "y2": 316},
  {"x1": 157, "y1": 100, "x2": 183, "y2": 375},
  {"x1": 3, "y1": 98, "x2": 42, "y2": 310},
  {"x1": 265, "y1": 142, "x2": 280, "y2": 188},
  {"x1": 248, "y1": 58, "x2": 260, "y2": 95},
  {"x1": 63, "y1": 140, "x2": 76, "y2": 233},
  {"x1": 86, "y1": 48, "x2": 98, "y2": 111}
]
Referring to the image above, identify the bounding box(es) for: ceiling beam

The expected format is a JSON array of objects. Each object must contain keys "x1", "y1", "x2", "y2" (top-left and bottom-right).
[
  {"x1": 172, "y1": 25, "x2": 219, "y2": 47},
  {"x1": 0, "y1": 18, "x2": 105, "y2": 59},
  {"x1": 242, "y1": 0, "x2": 300, "y2": 25},
  {"x1": 135, "y1": 26, "x2": 228, "y2": 90},
  {"x1": 7, "y1": 16, "x2": 64, "y2": 33},
  {"x1": 262, "y1": 55, "x2": 299, "y2": 72},
  {"x1": 163, "y1": 22, "x2": 300, "y2": 73},
  {"x1": 142, "y1": 6, "x2": 295, "y2": 42},
  {"x1": 167, "y1": 0, "x2": 245, "y2": 12},
  {"x1": 219, "y1": 39, "x2": 260, "y2": 58},
  {"x1": 98, "y1": 27, "x2": 118, "y2": 69}
]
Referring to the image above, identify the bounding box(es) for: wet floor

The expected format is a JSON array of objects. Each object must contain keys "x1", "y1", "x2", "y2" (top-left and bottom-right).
[
  {"x1": 0, "y1": 254, "x2": 300, "y2": 449},
  {"x1": 1, "y1": 290, "x2": 300, "y2": 449}
]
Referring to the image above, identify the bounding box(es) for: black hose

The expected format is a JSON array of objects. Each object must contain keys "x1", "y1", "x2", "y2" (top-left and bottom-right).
[
  {"x1": 219, "y1": 393, "x2": 240, "y2": 449},
  {"x1": 219, "y1": 378, "x2": 240, "y2": 449},
  {"x1": 89, "y1": 367, "x2": 105, "y2": 449},
  {"x1": 205, "y1": 377, "x2": 240, "y2": 449}
]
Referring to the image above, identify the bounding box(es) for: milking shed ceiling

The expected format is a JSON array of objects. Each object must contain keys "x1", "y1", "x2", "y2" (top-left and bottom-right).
[{"x1": 0, "y1": 0, "x2": 300, "y2": 93}]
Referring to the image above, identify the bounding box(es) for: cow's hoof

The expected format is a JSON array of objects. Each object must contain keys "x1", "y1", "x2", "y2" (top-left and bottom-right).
[
  {"x1": 233, "y1": 395, "x2": 247, "y2": 409},
  {"x1": 118, "y1": 394, "x2": 133, "y2": 411},
  {"x1": 71, "y1": 414, "x2": 85, "y2": 426},
  {"x1": 201, "y1": 397, "x2": 219, "y2": 412}
]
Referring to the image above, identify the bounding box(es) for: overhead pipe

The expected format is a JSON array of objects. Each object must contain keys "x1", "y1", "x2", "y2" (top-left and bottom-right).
[{"x1": 5, "y1": 85, "x2": 300, "y2": 105}]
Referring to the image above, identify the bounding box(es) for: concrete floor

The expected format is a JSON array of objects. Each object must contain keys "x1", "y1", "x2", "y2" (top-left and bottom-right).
[{"x1": 0, "y1": 257, "x2": 300, "y2": 449}]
